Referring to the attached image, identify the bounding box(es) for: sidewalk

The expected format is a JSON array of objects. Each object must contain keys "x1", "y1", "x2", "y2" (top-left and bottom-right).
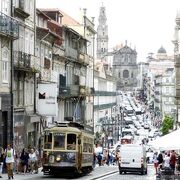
[{"x1": 1, "y1": 168, "x2": 43, "y2": 180}]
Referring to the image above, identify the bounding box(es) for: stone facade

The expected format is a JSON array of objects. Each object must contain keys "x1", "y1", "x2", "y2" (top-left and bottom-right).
[{"x1": 113, "y1": 44, "x2": 138, "y2": 90}]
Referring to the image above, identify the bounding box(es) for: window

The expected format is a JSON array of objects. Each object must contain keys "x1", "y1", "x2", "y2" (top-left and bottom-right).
[
  {"x1": 25, "y1": 80, "x2": 33, "y2": 105},
  {"x1": 2, "y1": 48, "x2": 9, "y2": 83},
  {"x1": 44, "y1": 133, "x2": 52, "y2": 149},
  {"x1": 123, "y1": 70, "x2": 129, "y2": 78},
  {"x1": 2, "y1": 0, "x2": 10, "y2": 14},
  {"x1": 166, "y1": 87, "x2": 169, "y2": 93},
  {"x1": 25, "y1": 30, "x2": 29, "y2": 53},
  {"x1": 67, "y1": 134, "x2": 76, "y2": 150},
  {"x1": 166, "y1": 78, "x2": 169, "y2": 83},
  {"x1": 54, "y1": 133, "x2": 65, "y2": 149},
  {"x1": 19, "y1": 26, "x2": 25, "y2": 52},
  {"x1": 131, "y1": 72, "x2": 133, "y2": 78}
]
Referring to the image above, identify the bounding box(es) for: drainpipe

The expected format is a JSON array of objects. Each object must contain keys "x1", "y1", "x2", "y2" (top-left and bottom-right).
[
  {"x1": 10, "y1": 0, "x2": 14, "y2": 146},
  {"x1": 34, "y1": 3, "x2": 36, "y2": 114}
]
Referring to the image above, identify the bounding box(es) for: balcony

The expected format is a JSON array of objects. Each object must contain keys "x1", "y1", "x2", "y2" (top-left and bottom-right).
[
  {"x1": 0, "y1": 12, "x2": 19, "y2": 39},
  {"x1": 155, "y1": 98, "x2": 161, "y2": 103},
  {"x1": 14, "y1": 0, "x2": 30, "y2": 19},
  {"x1": 14, "y1": 51, "x2": 31, "y2": 71},
  {"x1": 58, "y1": 86, "x2": 70, "y2": 99},
  {"x1": 79, "y1": 52, "x2": 89, "y2": 65},
  {"x1": 155, "y1": 91, "x2": 160, "y2": 95},
  {"x1": 65, "y1": 47, "x2": 78, "y2": 60},
  {"x1": 69, "y1": 85, "x2": 79, "y2": 96},
  {"x1": 79, "y1": 85, "x2": 86, "y2": 96},
  {"x1": 59, "y1": 84, "x2": 80, "y2": 98}
]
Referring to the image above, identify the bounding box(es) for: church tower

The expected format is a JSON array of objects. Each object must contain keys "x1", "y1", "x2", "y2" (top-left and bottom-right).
[{"x1": 96, "y1": 3, "x2": 108, "y2": 62}]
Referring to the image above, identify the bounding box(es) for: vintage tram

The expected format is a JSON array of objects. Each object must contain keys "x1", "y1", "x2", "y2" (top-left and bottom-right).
[{"x1": 41, "y1": 121, "x2": 94, "y2": 176}]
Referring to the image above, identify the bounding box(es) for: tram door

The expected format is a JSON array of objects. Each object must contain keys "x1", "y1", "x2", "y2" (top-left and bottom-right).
[{"x1": 77, "y1": 135, "x2": 82, "y2": 170}]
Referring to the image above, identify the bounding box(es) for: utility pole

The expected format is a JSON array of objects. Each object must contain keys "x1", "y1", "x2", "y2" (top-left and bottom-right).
[{"x1": 120, "y1": 106, "x2": 124, "y2": 138}]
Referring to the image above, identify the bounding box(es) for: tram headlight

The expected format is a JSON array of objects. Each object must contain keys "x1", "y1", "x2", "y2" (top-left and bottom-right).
[
  {"x1": 49, "y1": 155, "x2": 55, "y2": 163},
  {"x1": 56, "y1": 154, "x2": 61, "y2": 162}
]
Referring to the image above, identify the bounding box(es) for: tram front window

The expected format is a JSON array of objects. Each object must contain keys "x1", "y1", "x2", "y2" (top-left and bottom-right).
[
  {"x1": 67, "y1": 134, "x2": 76, "y2": 150},
  {"x1": 54, "y1": 133, "x2": 65, "y2": 149}
]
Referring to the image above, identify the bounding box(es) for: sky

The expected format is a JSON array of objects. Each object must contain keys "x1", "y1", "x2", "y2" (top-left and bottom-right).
[{"x1": 36, "y1": 0, "x2": 180, "y2": 62}]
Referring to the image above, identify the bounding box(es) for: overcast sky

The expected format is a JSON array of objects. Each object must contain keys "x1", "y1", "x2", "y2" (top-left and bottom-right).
[{"x1": 37, "y1": 0, "x2": 180, "y2": 62}]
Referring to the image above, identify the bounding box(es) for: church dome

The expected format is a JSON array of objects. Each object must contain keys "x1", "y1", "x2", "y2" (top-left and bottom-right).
[{"x1": 157, "y1": 46, "x2": 166, "y2": 54}]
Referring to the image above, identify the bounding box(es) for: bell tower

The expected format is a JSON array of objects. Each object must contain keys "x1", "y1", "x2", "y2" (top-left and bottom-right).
[{"x1": 96, "y1": 3, "x2": 109, "y2": 62}]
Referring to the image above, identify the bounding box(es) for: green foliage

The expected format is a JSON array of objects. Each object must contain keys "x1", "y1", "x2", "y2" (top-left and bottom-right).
[{"x1": 161, "y1": 115, "x2": 174, "y2": 135}]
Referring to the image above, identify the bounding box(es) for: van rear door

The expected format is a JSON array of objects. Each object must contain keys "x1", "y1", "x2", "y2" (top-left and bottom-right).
[{"x1": 121, "y1": 146, "x2": 142, "y2": 168}]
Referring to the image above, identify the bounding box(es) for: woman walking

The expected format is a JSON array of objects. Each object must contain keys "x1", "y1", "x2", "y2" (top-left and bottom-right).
[{"x1": 20, "y1": 148, "x2": 29, "y2": 174}]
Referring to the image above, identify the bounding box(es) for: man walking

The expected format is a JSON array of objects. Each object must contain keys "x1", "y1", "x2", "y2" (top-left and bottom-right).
[
  {"x1": 5, "y1": 145, "x2": 16, "y2": 180},
  {"x1": 0, "y1": 147, "x2": 4, "y2": 178},
  {"x1": 170, "y1": 150, "x2": 176, "y2": 173}
]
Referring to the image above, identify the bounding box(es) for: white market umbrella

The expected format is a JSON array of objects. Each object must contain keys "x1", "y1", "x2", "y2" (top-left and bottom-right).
[{"x1": 149, "y1": 129, "x2": 180, "y2": 151}]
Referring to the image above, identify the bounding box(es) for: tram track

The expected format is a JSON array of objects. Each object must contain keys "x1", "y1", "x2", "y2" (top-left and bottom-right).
[{"x1": 88, "y1": 170, "x2": 119, "y2": 180}]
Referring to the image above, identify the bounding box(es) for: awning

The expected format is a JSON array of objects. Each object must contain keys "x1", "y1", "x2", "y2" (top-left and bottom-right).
[{"x1": 149, "y1": 129, "x2": 180, "y2": 150}]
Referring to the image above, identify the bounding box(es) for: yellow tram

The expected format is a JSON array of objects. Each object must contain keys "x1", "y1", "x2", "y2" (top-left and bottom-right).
[{"x1": 42, "y1": 121, "x2": 94, "y2": 176}]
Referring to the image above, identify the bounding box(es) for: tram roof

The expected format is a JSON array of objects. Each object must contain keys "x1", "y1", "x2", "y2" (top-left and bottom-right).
[{"x1": 44, "y1": 121, "x2": 94, "y2": 135}]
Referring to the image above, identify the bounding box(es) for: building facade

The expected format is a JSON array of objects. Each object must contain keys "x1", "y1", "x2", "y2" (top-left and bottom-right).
[
  {"x1": 93, "y1": 61, "x2": 116, "y2": 146},
  {"x1": 0, "y1": 0, "x2": 19, "y2": 148},
  {"x1": 113, "y1": 44, "x2": 138, "y2": 91},
  {"x1": 172, "y1": 12, "x2": 180, "y2": 129}
]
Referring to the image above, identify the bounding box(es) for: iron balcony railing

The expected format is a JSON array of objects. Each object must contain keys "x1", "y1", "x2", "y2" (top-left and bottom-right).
[
  {"x1": 0, "y1": 12, "x2": 19, "y2": 39},
  {"x1": 14, "y1": 51, "x2": 31, "y2": 69}
]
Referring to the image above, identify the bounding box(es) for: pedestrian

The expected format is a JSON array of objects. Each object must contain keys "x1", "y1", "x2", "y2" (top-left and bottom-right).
[
  {"x1": 97, "y1": 153, "x2": 102, "y2": 166},
  {"x1": 153, "y1": 152, "x2": 158, "y2": 175},
  {"x1": 33, "y1": 147, "x2": 39, "y2": 174},
  {"x1": 170, "y1": 150, "x2": 176, "y2": 173},
  {"x1": 164, "y1": 152, "x2": 170, "y2": 168},
  {"x1": 20, "y1": 148, "x2": 29, "y2": 174},
  {"x1": 176, "y1": 155, "x2": 180, "y2": 171},
  {"x1": 0, "y1": 147, "x2": 4, "y2": 178},
  {"x1": 5, "y1": 144, "x2": 16, "y2": 180},
  {"x1": 157, "y1": 152, "x2": 164, "y2": 168},
  {"x1": 15, "y1": 149, "x2": 21, "y2": 174},
  {"x1": 29, "y1": 148, "x2": 37, "y2": 174}
]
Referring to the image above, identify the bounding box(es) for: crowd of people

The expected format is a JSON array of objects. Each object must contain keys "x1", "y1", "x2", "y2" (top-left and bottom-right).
[
  {"x1": 0, "y1": 144, "x2": 41, "y2": 180},
  {"x1": 94, "y1": 147, "x2": 120, "y2": 167},
  {"x1": 153, "y1": 150, "x2": 180, "y2": 176}
]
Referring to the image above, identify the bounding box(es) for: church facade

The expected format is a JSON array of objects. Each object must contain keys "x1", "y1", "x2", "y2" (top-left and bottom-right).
[{"x1": 113, "y1": 44, "x2": 138, "y2": 90}]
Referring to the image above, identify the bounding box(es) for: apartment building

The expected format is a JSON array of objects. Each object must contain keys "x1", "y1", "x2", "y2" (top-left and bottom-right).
[{"x1": 0, "y1": 0, "x2": 19, "y2": 148}]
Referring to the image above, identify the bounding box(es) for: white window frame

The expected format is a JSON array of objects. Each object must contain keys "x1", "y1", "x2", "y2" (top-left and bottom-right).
[{"x1": 2, "y1": 48, "x2": 9, "y2": 84}]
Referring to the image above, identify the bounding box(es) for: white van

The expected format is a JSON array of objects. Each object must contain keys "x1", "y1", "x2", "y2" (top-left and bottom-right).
[{"x1": 118, "y1": 144, "x2": 147, "y2": 175}]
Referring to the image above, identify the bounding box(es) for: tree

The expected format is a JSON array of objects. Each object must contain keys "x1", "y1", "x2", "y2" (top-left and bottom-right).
[{"x1": 161, "y1": 115, "x2": 174, "y2": 135}]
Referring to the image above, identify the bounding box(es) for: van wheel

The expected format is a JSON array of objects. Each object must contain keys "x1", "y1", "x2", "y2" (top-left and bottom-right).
[
  {"x1": 119, "y1": 171, "x2": 122, "y2": 174},
  {"x1": 124, "y1": 171, "x2": 126, "y2": 174}
]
